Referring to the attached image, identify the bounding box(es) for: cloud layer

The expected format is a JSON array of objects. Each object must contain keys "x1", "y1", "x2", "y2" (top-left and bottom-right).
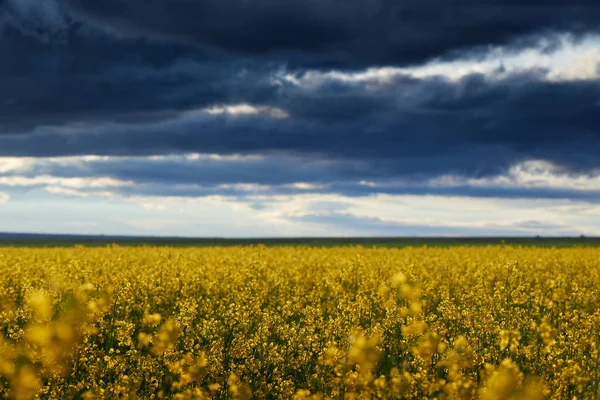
[
  {"x1": 49, "y1": 0, "x2": 600, "y2": 66},
  {"x1": 1, "y1": 0, "x2": 600, "y2": 235}
]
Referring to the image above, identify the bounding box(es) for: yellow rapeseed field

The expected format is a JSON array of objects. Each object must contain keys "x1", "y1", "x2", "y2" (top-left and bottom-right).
[{"x1": 0, "y1": 245, "x2": 599, "y2": 399}]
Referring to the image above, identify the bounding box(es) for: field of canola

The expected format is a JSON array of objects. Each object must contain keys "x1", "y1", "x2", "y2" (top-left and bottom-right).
[{"x1": 0, "y1": 245, "x2": 599, "y2": 399}]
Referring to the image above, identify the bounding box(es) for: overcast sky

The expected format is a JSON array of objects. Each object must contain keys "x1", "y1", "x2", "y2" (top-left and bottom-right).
[{"x1": 1, "y1": 0, "x2": 600, "y2": 237}]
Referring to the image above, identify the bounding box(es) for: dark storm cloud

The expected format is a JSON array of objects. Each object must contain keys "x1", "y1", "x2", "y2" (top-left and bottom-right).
[
  {"x1": 2, "y1": 73, "x2": 599, "y2": 180},
  {"x1": 0, "y1": 33, "x2": 276, "y2": 130},
  {"x1": 0, "y1": 59, "x2": 278, "y2": 131},
  {"x1": 0, "y1": 0, "x2": 280, "y2": 129},
  {"x1": 62, "y1": 0, "x2": 600, "y2": 67},
  {"x1": 2, "y1": 0, "x2": 600, "y2": 200}
]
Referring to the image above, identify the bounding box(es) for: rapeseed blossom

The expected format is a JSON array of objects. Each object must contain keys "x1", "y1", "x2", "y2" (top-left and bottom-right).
[{"x1": 0, "y1": 246, "x2": 598, "y2": 398}]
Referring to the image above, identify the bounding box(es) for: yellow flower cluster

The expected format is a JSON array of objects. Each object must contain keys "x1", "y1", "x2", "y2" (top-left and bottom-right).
[{"x1": 0, "y1": 245, "x2": 599, "y2": 399}]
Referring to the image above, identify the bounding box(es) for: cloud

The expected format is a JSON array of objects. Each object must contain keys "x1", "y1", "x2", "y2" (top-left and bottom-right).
[
  {"x1": 2, "y1": 0, "x2": 600, "y2": 237},
  {"x1": 465, "y1": 161, "x2": 600, "y2": 191},
  {"x1": 1, "y1": 72, "x2": 599, "y2": 182},
  {"x1": 246, "y1": 193, "x2": 600, "y2": 236},
  {"x1": 2, "y1": 1, "x2": 599, "y2": 184},
  {"x1": 293, "y1": 35, "x2": 600, "y2": 84},
  {"x1": 2, "y1": 182, "x2": 600, "y2": 236},
  {"x1": 59, "y1": 0, "x2": 600, "y2": 67},
  {"x1": 0, "y1": 175, "x2": 131, "y2": 188},
  {"x1": 2, "y1": 0, "x2": 600, "y2": 132},
  {"x1": 0, "y1": 192, "x2": 9, "y2": 204},
  {"x1": 289, "y1": 212, "x2": 578, "y2": 237},
  {"x1": 45, "y1": 186, "x2": 90, "y2": 197},
  {"x1": 0, "y1": 158, "x2": 34, "y2": 173},
  {"x1": 3, "y1": 155, "x2": 600, "y2": 202}
]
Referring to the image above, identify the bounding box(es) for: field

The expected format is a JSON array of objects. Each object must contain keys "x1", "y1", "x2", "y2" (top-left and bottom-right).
[{"x1": 0, "y1": 246, "x2": 599, "y2": 399}]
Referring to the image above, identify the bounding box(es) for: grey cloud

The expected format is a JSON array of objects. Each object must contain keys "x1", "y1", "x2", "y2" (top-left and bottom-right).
[
  {"x1": 62, "y1": 0, "x2": 600, "y2": 67},
  {"x1": 1, "y1": 73, "x2": 599, "y2": 180},
  {"x1": 2, "y1": 0, "x2": 600, "y2": 206},
  {"x1": 3, "y1": 154, "x2": 600, "y2": 202},
  {"x1": 288, "y1": 212, "x2": 583, "y2": 236}
]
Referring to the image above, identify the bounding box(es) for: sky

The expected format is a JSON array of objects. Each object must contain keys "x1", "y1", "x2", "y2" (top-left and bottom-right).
[{"x1": 1, "y1": 1, "x2": 600, "y2": 237}]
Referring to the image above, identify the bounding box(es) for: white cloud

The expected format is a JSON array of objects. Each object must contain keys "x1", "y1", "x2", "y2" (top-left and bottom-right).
[
  {"x1": 244, "y1": 193, "x2": 600, "y2": 236},
  {"x1": 185, "y1": 153, "x2": 264, "y2": 162},
  {"x1": 285, "y1": 34, "x2": 600, "y2": 86},
  {"x1": 182, "y1": 103, "x2": 289, "y2": 119},
  {"x1": 43, "y1": 155, "x2": 112, "y2": 165},
  {"x1": 0, "y1": 175, "x2": 132, "y2": 188},
  {"x1": 429, "y1": 160, "x2": 600, "y2": 192},
  {"x1": 0, "y1": 154, "x2": 265, "y2": 173},
  {"x1": 45, "y1": 186, "x2": 90, "y2": 197},
  {"x1": 1, "y1": 153, "x2": 600, "y2": 236},
  {"x1": 2, "y1": 184, "x2": 599, "y2": 235},
  {"x1": 475, "y1": 161, "x2": 600, "y2": 191},
  {"x1": 216, "y1": 183, "x2": 272, "y2": 192},
  {"x1": 284, "y1": 183, "x2": 326, "y2": 190},
  {"x1": 0, "y1": 158, "x2": 34, "y2": 174}
]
